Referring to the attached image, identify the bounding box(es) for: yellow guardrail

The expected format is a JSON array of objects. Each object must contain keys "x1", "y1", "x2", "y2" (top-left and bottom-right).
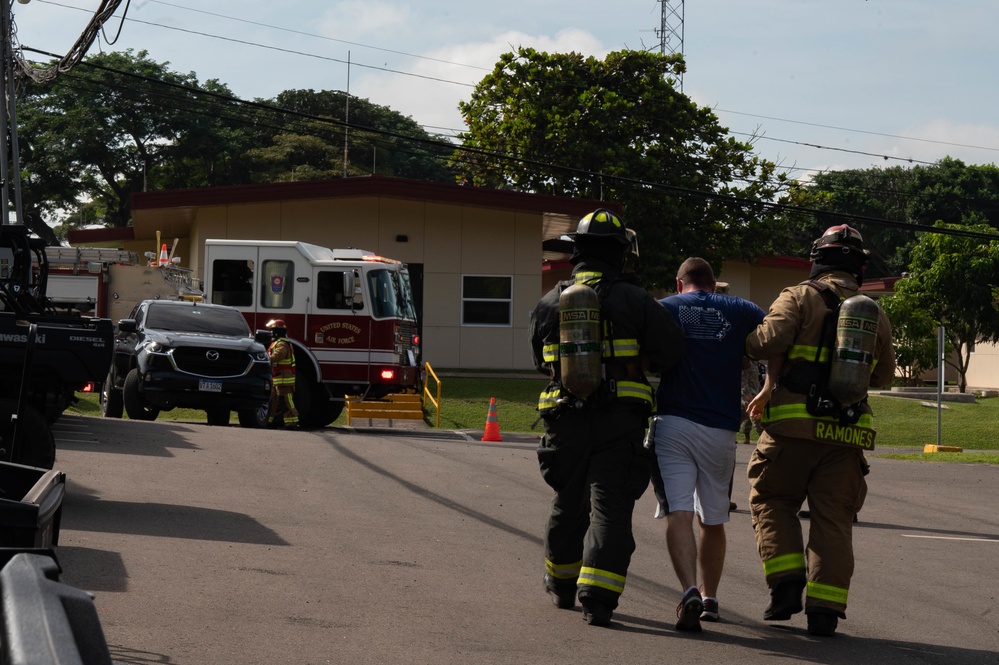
[{"x1": 423, "y1": 362, "x2": 441, "y2": 428}]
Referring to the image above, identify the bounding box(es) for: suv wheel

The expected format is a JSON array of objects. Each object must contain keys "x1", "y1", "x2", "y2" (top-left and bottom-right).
[
  {"x1": 206, "y1": 408, "x2": 230, "y2": 426},
  {"x1": 123, "y1": 369, "x2": 160, "y2": 421},
  {"x1": 100, "y1": 370, "x2": 124, "y2": 418},
  {"x1": 237, "y1": 403, "x2": 269, "y2": 428}
]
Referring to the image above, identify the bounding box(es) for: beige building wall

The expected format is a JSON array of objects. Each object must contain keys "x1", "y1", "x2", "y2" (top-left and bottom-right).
[
  {"x1": 965, "y1": 343, "x2": 999, "y2": 391},
  {"x1": 173, "y1": 195, "x2": 542, "y2": 371}
]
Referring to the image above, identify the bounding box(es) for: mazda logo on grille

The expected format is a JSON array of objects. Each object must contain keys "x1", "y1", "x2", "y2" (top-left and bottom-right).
[{"x1": 206, "y1": 350, "x2": 220, "y2": 361}]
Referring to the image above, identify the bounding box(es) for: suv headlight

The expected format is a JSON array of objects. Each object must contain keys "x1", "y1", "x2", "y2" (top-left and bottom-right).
[
  {"x1": 144, "y1": 341, "x2": 168, "y2": 354},
  {"x1": 253, "y1": 350, "x2": 269, "y2": 362}
]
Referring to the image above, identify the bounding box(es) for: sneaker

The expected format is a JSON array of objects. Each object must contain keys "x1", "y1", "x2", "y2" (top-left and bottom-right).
[
  {"x1": 542, "y1": 574, "x2": 575, "y2": 610},
  {"x1": 700, "y1": 597, "x2": 720, "y2": 622},
  {"x1": 763, "y1": 576, "x2": 805, "y2": 621},
  {"x1": 806, "y1": 609, "x2": 839, "y2": 637},
  {"x1": 580, "y1": 597, "x2": 613, "y2": 627},
  {"x1": 675, "y1": 587, "x2": 703, "y2": 632}
]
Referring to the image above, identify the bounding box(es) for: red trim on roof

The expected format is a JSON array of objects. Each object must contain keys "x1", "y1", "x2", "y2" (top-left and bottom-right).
[
  {"x1": 542, "y1": 259, "x2": 574, "y2": 272},
  {"x1": 861, "y1": 276, "x2": 902, "y2": 293},
  {"x1": 130, "y1": 174, "x2": 617, "y2": 216},
  {"x1": 757, "y1": 256, "x2": 812, "y2": 270},
  {"x1": 66, "y1": 226, "x2": 135, "y2": 245}
]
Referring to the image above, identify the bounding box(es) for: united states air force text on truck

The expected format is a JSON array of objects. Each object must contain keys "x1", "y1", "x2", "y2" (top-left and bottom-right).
[{"x1": 203, "y1": 240, "x2": 423, "y2": 429}]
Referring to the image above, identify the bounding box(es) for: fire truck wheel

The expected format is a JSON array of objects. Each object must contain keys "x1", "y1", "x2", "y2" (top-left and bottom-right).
[
  {"x1": 293, "y1": 379, "x2": 340, "y2": 429},
  {"x1": 237, "y1": 403, "x2": 269, "y2": 429},
  {"x1": 100, "y1": 371, "x2": 123, "y2": 419},
  {"x1": 206, "y1": 408, "x2": 230, "y2": 426},
  {"x1": 123, "y1": 369, "x2": 160, "y2": 421},
  {"x1": 0, "y1": 399, "x2": 55, "y2": 470}
]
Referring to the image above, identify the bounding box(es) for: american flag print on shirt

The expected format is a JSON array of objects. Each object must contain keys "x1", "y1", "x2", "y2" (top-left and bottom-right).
[{"x1": 677, "y1": 305, "x2": 732, "y2": 341}]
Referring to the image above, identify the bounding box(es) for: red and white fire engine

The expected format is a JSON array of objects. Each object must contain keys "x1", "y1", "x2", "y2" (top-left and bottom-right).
[{"x1": 202, "y1": 239, "x2": 422, "y2": 428}]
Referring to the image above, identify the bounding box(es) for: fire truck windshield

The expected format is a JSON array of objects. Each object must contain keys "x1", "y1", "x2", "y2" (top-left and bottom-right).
[{"x1": 366, "y1": 269, "x2": 416, "y2": 320}]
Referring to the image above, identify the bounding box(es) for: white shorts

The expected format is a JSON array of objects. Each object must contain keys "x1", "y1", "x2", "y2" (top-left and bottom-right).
[{"x1": 653, "y1": 415, "x2": 737, "y2": 526}]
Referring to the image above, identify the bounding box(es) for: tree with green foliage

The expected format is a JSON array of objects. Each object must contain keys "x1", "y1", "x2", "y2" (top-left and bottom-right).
[
  {"x1": 891, "y1": 222, "x2": 999, "y2": 392},
  {"x1": 452, "y1": 48, "x2": 791, "y2": 288},
  {"x1": 17, "y1": 52, "x2": 453, "y2": 235},
  {"x1": 878, "y1": 291, "x2": 941, "y2": 386},
  {"x1": 246, "y1": 89, "x2": 453, "y2": 183},
  {"x1": 18, "y1": 49, "x2": 245, "y2": 229},
  {"x1": 794, "y1": 158, "x2": 999, "y2": 279}
]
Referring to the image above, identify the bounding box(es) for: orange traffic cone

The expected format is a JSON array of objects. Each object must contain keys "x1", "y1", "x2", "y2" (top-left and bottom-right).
[
  {"x1": 482, "y1": 397, "x2": 503, "y2": 442},
  {"x1": 158, "y1": 243, "x2": 170, "y2": 266}
]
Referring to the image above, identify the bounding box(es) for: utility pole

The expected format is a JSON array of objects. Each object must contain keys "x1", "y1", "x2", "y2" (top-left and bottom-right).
[
  {"x1": 0, "y1": 0, "x2": 28, "y2": 226},
  {"x1": 658, "y1": 0, "x2": 685, "y2": 91}
]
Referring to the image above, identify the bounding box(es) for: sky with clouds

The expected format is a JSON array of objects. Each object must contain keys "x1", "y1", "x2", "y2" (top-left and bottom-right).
[{"x1": 12, "y1": 0, "x2": 999, "y2": 183}]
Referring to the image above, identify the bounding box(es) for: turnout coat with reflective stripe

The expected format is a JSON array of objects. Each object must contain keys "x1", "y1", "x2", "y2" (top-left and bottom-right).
[
  {"x1": 268, "y1": 337, "x2": 297, "y2": 394},
  {"x1": 746, "y1": 271, "x2": 896, "y2": 448},
  {"x1": 529, "y1": 259, "x2": 685, "y2": 412}
]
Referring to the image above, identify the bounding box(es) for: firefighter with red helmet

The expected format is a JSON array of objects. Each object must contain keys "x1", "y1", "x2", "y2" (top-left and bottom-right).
[
  {"x1": 266, "y1": 319, "x2": 299, "y2": 429},
  {"x1": 528, "y1": 209, "x2": 685, "y2": 626},
  {"x1": 745, "y1": 224, "x2": 895, "y2": 637}
]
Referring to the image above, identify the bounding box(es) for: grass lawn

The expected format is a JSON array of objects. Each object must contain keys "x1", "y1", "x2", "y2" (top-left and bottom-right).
[{"x1": 67, "y1": 382, "x2": 999, "y2": 463}]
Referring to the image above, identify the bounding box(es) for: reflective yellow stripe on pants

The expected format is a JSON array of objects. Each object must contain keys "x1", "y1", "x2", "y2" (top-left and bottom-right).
[
  {"x1": 807, "y1": 580, "x2": 849, "y2": 605},
  {"x1": 545, "y1": 558, "x2": 582, "y2": 581},
  {"x1": 578, "y1": 566, "x2": 626, "y2": 594},
  {"x1": 763, "y1": 551, "x2": 806, "y2": 577}
]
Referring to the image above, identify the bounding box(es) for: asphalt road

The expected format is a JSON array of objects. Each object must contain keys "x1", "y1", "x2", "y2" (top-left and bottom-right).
[{"x1": 46, "y1": 414, "x2": 999, "y2": 665}]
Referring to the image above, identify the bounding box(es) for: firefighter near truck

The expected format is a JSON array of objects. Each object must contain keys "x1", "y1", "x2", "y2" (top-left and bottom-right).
[{"x1": 203, "y1": 239, "x2": 423, "y2": 429}]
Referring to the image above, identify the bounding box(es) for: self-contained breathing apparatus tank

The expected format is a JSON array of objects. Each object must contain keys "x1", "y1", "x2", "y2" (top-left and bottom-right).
[
  {"x1": 558, "y1": 283, "x2": 602, "y2": 400},
  {"x1": 826, "y1": 294, "x2": 880, "y2": 407}
]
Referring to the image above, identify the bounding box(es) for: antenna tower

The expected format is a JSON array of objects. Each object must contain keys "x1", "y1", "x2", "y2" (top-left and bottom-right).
[{"x1": 658, "y1": 0, "x2": 685, "y2": 90}]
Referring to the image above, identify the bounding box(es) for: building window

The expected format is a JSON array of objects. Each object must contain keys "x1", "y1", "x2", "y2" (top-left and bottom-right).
[{"x1": 462, "y1": 275, "x2": 512, "y2": 326}]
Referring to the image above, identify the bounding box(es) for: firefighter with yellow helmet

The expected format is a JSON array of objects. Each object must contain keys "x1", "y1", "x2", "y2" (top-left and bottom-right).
[
  {"x1": 266, "y1": 318, "x2": 299, "y2": 429},
  {"x1": 529, "y1": 208, "x2": 685, "y2": 626},
  {"x1": 745, "y1": 224, "x2": 895, "y2": 637}
]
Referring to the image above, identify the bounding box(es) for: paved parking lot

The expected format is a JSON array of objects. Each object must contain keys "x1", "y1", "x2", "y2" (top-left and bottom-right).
[{"x1": 47, "y1": 414, "x2": 999, "y2": 664}]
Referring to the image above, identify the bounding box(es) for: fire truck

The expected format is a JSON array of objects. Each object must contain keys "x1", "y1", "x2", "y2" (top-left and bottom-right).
[
  {"x1": 42, "y1": 244, "x2": 203, "y2": 321},
  {"x1": 202, "y1": 239, "x2": 422, "y2": 428}
]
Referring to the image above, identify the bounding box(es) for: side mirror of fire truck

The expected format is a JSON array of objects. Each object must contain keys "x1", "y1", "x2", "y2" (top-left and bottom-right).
[{"x1": 344, "y1": 269, "x2": 363, "y2": 311}]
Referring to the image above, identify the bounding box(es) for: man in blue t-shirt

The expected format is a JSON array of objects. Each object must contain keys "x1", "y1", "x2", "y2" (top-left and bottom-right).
[{"x1": 651, "y1": 257, "x2": 765, "y2": 632}]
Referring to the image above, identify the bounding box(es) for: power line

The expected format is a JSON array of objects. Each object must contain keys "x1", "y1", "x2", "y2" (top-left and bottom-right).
[
  {"x1": 140, "y1": 0, "x2": 488, "y2": 72},
  {"x1": 35, "y1": 0, "x2": 476, "y2": 87},
  {"x1": 716, "y1": 107, "x2": 999, "y2": 156},
  {"x1": 31, "y1": 0, "x2": 999, "y2": 173},
  {"x1": 19, "y1": 49, "x2": 999, "y2": 244},
  {"x1": 729, "y1": 131, "x2": 937, "y2": 168}
]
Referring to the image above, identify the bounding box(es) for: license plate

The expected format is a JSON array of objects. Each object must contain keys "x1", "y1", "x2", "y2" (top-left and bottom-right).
[{"x1": 199, "y1": 380, "x2": 222, "y2": 393}]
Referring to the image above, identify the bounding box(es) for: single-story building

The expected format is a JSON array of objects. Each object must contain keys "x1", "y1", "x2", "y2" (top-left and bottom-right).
[
  {"x1": 67, "y1": 175, "x2": 996, "y2": 388},
  {"x1": 71, "y1": 175, "x2": 617, "y2": 370}
]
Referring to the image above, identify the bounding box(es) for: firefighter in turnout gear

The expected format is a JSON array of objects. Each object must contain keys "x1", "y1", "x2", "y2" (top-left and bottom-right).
[
  {"x1": 745, "y1": 224, "x2": 895, "y2": 637},
  {"x1": 266, "y1": 319, "x2": 299, "y2": 429},
  {"x1": 529, "y1": 209, "x2": 685, "y2": 627}
]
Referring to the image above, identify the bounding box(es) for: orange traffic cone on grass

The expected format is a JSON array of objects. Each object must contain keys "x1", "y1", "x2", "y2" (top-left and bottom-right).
[{"x1": 482, "y1": 397, "x2": 503, "y2": 442}]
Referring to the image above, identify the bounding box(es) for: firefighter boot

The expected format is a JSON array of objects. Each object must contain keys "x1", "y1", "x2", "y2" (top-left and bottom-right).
[
  {"x1": 763, "y1": 576, "x2": 805, "y2": 621},
  {"x1": 580, "y1": 597, "x2": 612, "y2": 627},
  {"x1": 542, "y1": 573, "x2": 576, "y2": 610},
  {"x1": 806, "y1": 607, "x2": 840, "y2": 637}
]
